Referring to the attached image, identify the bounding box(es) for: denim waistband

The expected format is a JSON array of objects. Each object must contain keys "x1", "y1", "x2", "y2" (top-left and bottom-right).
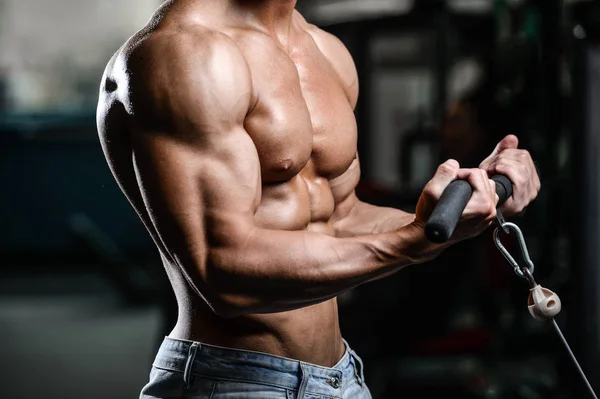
[{"x1": 152, "y1": 336, "x2": 365, "y2": 397}]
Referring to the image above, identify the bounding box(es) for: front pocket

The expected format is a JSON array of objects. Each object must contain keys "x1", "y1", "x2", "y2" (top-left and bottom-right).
[
  {"x1": 210, "y1": 380, "x2": 290, "y2": 398},
  {"x1": 184, "y1": 374, "x2": 217, "y2": 398},
  {"x1": 286, "y1": 390, "x2": 336, "y2": 399}
]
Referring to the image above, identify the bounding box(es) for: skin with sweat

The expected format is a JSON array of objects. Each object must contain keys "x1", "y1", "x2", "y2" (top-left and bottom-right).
[{"x1": 96, "y1": 0, "x2": 540, "y2": 367}]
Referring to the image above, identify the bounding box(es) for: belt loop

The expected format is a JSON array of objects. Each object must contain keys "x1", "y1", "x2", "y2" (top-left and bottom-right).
[
  {"x1": 183, "y1": 342, "x2": 200, "y2": 390},
  {"x1": 351, "y1": 349, "x2": 365, "y2": 387},
  {"x1": 297, "y1": 362, "x2": 309, "y2": 399}
]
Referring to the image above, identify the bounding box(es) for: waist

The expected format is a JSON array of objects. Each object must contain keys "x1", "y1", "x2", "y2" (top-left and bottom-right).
[
  {"x1": 170, "y1": 295, "x2": 343, "y2": 365},
  {"x1": 153, "y1": 336, "x2": 365, "y2": 396}
]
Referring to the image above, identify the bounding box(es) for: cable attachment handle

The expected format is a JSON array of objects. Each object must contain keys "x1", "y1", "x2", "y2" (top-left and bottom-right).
[
  {"x1": 528, "y1": 284, "x2": 562, "y2": 321},
  {"x1": 493, "y1": 222, "x2": 535, "y2": 278},
  {"x1": 492, "y1": 218, "x2": 598, "y2": 398}
]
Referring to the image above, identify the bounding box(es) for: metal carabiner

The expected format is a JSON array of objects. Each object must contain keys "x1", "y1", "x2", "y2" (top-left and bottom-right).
[{"x1": 493, "y1": 222, "x2": 535, "y2": 278}]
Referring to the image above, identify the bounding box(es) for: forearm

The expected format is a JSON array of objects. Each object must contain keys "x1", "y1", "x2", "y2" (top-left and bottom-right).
[
  {"x1": 207, "y1": 221, "x2": 445, "y2": 316},
  {"x1": 333, "y1": 200, "x2": 415, "y2": 237}
]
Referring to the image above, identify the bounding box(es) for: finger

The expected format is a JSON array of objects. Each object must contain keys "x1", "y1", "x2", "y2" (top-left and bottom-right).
[
  {"x1": 457, "y1": 168, "x2": 497, "y2": 217},
  {"x1": 486, "y1": 149, "x2": 530, "y2": 167},
  {"x1": 456, "y1": 168, "x2": 494, "y2": 200},
  {"x1": 533, "y1": 165, "x2": 541, "y2": 192},
  {"x1": 497, "y1": 134, "x2": 519, "y2": 151},
  {"x1": 485, "y1": 151, "x2": 535, "y2": 179},
  {"x1": 456, "y1": 168, "x2": 490, "y2": 190},
  {"x1": 490, "y1": 179, "x2": 500, "y2": 205},
  {"x1": 479, "y1": 135, "x2": 520, "y2": 169},
  {"x1": 429, "y1": 159, "x2": 460, "y2": 195},
  {"x1": 491, "y1": 158, "x2": 538, "y2": 208},
  {"x1": 487, "y1": 157, "x2": 533, "y2": 185},
  {"x1": 490, "y1": 158, "x2": 523, "y2": 183}
]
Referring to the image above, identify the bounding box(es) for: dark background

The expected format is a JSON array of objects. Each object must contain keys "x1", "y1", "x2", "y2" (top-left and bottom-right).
[{"x1": 1, "y1": 0, "x2": 600, "y2": 398}]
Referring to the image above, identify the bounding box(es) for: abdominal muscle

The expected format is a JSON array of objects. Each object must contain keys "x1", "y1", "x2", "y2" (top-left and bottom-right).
[{"x1": 167, "y1": 175, "x2": 347, "y2": 368}]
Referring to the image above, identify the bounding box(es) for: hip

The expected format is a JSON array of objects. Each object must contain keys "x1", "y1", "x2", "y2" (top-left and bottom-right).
[{"x1": 140, "y1": 336, "x2": 372, "y2": 399}]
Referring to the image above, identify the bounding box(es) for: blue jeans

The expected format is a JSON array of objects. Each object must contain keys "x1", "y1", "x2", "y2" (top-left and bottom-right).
[{"x1": 140, "y1": 337, "x2": 372, "y2": 399}]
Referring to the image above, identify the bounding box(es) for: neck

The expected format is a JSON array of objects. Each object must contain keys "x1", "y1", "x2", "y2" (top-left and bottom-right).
[
  {"x1": 231, "y1": 0, "x2": 297, "y2": 37},
  {"x1": 161, "y1": 0, "x2": 298, "y2": 43}
]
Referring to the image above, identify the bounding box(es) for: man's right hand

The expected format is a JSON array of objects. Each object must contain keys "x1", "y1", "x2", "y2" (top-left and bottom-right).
[{"x1": 414, "y1": 159, "x2": 499, "y2": 243}]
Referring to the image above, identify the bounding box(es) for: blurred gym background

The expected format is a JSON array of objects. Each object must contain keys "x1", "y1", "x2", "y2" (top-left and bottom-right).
[{"x1": 0, "y1": 0, "x2": 599, "y2": 398}]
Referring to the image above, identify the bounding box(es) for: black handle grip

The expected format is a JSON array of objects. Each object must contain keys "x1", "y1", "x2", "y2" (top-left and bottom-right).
[{"x1": 424, "y1": 174, "x2": 513, "y2": 244}]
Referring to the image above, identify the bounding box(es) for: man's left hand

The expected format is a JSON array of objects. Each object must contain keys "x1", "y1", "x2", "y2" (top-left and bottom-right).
[{"x1": 479, "y1": 134, "x2": 541, "y2": 217}]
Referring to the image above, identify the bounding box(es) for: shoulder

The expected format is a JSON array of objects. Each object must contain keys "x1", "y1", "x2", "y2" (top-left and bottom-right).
[
  {"x1": 126, "y1": 26, "x2": 251, "y2": 95},
  {"x1": 295, "y1": 13, "x2": 358, "y2": 107},
  {"x1": 110, "y1": 25, "x2": 254, "y2": 126}
]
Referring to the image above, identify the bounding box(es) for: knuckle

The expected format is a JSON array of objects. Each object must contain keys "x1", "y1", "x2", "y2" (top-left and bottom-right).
[
  {"x1": 481, "y1": 199, "x2": 497, "y2": 216},
  {"x1": 471, "y1": 198, "x2": 496, "y2": 217},
  {"x1": 437, "y1": 163, "x2": 455, "y2": 174},
  {"x1": 519, "y1": 176, "x2": 528, "y2": 186},
  {"x1": 514, "y1": 204, "x2": 525, "y2": 214},
  {"x1": 422, "y1": 183, "x2": 439, "y2": 199}
]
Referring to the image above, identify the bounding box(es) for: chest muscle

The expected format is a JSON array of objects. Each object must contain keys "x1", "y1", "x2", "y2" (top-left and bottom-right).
[{"x1": 241, "y1": 33, "x2": 357, "y2": 183}]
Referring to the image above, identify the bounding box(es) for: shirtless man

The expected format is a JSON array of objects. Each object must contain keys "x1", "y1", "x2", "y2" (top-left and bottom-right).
[{"x1": 96, "y1": 1, "x2": 540, "y2": 398}]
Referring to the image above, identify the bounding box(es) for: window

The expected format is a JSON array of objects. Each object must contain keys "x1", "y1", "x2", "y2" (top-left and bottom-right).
[{"x1": 0, "y1": 0, "x2": 160, "y2": 113}]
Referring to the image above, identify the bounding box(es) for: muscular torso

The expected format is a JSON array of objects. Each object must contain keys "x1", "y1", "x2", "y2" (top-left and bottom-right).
[{"x1": 98, "y1": 4, "x2": 359, "y2": 366}]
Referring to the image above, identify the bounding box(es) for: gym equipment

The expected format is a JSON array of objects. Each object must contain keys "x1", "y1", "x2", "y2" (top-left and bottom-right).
[
  {"x1": 426, "y1": 175, "x2": 598, "y2": 398},
  {"x1": 425, "y1": 174, "x2": 512, "y2": 243}
]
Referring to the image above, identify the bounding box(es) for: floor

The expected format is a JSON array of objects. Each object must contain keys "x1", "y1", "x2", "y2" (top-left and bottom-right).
[{"x1": 0, "y1": 273, "x2": 163, "y2": 399}]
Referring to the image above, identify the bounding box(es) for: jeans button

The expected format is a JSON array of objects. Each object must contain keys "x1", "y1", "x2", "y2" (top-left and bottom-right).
[{"x1": 326, "y1": 377, "x2": 341, "y2": 389}]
